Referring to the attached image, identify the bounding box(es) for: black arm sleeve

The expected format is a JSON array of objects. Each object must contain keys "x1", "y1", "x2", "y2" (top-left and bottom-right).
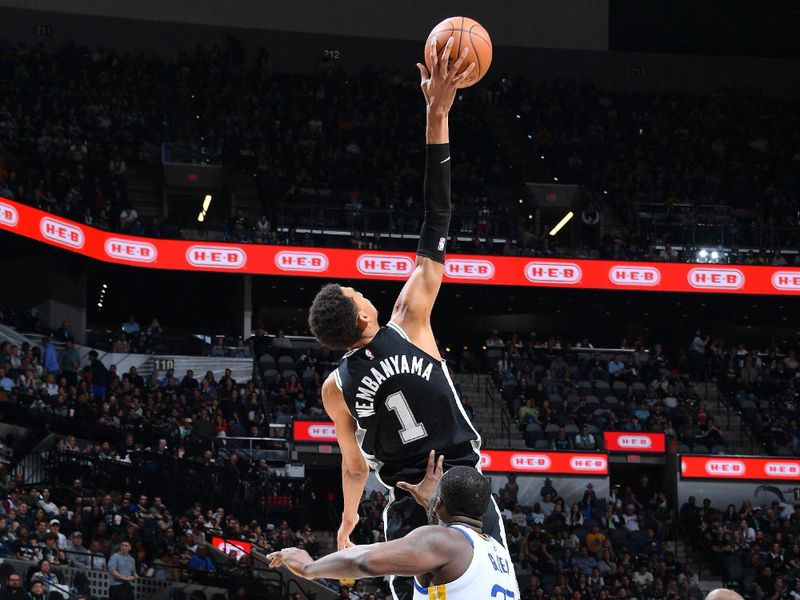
[{"x1": 416, "y1": 143, "x2": 451, "y2": 264}]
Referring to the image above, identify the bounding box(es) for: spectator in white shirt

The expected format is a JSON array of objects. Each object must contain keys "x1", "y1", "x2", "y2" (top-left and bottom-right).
[{"x1": 38, "y1": 490, "x2": 59, "y2": 516}]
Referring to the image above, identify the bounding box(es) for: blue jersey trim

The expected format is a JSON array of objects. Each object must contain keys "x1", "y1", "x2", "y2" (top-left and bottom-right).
[
  {"x1": 413, "y1": 578, "x2": 428, "y2": 594},
  {"x1": 447, "y1": 524, "x2": 475, "y2": 548}
]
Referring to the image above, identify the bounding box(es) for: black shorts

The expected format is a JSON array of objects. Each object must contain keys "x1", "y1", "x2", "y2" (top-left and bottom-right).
[{"x1": 383, "y1": 487, "x2": 506, "y2": 600}]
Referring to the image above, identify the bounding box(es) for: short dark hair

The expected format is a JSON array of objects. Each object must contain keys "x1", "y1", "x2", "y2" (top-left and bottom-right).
[
  {"x1": 438, "y1": 466, "x2": 491, "y2": 521},
  {"x1": 308, "y1": 284, "x2": 362, "y2": 349}
]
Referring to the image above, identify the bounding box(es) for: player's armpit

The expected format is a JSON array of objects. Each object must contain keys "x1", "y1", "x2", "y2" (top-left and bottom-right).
[{"x1": 392, "y1": 256, "x2": 444, "y2": 322}]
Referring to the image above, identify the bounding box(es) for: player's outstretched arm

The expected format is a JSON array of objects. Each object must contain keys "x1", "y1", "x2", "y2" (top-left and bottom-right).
[
  {"x1": 268, "y1": 525, "x2": 455, "y2": 580},
  {"x1": 322, "y1": 374, "x2": 369, "y2": 550},
  {"x1": 391, "y1": 38, "x2": 475, "y2": 351}
]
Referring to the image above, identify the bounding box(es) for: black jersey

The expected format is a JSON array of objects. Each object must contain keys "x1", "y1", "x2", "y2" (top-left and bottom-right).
[{"x1": 334, "y1": 321, "x2": 480, "y2": 488}]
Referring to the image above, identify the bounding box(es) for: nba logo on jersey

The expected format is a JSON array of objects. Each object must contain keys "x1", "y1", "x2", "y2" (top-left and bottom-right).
[
  {"x1": 437, "y1": 237, "x2": 446, "y2": 251},
  {"x1": 365, "y1": 348, "x2": 375, "y2": 360}
]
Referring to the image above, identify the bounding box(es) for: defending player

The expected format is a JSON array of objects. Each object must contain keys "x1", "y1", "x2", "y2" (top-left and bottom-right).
[
  {"x1": 268, "y1": 454, "x2": 520, "y2": 600},
  {"x1": 307, "y1": 37, "x2": 510, "y2": 600}
]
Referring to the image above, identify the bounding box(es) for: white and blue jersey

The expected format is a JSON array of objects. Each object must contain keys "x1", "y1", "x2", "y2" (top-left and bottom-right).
[{"x1": 412, "y1": 524, "x2": 519, "y2": 600}]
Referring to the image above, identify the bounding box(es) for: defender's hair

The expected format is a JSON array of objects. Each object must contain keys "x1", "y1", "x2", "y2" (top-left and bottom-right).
[{"x1": 438, "y1": 466, "x2": 491, "y2": 521}]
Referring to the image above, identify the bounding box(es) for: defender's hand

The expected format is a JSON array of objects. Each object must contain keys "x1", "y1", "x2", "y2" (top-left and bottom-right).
[
  {"x1": 416, "y1": 37, "x2": 476, "y2": 117},
  {"x1": 337, "y1": 513, "x2": 359, "y2": 550},
  {"x1": 396, "y1": 450, "x2": 444, "y2": 508},
  {"x1": 267, "y1": 548, "x2": 314, "y2": 579}
]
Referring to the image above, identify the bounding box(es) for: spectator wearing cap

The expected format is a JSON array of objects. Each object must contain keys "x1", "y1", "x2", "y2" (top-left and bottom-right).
[
  {"x1": 66, "y1": 530, "x2": 90, "y2": 568},
  {"x1": 48, "y1": 519, "x2": 66, "y2": 549}
]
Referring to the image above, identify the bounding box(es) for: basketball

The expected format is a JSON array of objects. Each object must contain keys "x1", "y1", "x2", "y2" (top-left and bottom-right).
[{"x1": 425, "y1": 17, "x2": 492, "y2": 88}]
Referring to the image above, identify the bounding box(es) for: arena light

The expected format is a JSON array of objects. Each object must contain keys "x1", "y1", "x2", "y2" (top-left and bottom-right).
[
  {"x1": 197, "y1": 194, "x2": 213, "y2": 222},
  {"x1": 549, "y1": 211, "x2": 574, "y2": 236}
]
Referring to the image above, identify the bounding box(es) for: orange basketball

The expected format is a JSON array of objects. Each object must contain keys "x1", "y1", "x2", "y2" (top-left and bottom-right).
[{"x1": 424, "y1": 16, "x2": 492, "y2": 88}]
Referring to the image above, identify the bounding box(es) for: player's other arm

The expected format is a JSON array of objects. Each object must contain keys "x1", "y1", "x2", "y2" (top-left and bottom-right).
[
  {"x1": 268, "y1": 526, "x2": 453, "y2": 580},
  {"x1": 322, "y1": 374, "x2": 369, "y2": 550},
  {"x1": 391, "y1": 40, "x2": 475, "y2": 342}
]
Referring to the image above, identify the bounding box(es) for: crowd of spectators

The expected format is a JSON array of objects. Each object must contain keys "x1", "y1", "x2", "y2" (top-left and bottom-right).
[
  {"x1": 484, "y1": 331, "x2": 728, "y2": 453},
  {"x1": 680, "y1": 495, "x2": 800, "y2": 599},
  {"x1": 5, "y1": 39, "x2": 800, "y2": 262},
  {"x1": 0, "y1": 41, "x2": 165, "y2": 234},
  {"x1": 713, "y1": 339, "x2": 800, "y2": 456},
  {"x1": 492, "y1": 472, "x2": 698, "y2": 600},
  {"x1": 0, "y1": 466, "x2": 320, "y2": 596},
  {"x1": 507, "y1": 78, "x2": 800, "y2": 257}
]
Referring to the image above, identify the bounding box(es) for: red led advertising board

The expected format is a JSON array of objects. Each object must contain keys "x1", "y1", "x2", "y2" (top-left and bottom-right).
[
  {"x1": 603, "y1": 432, "x2": 665, "y2": 453},
  {"x1": 294, "y1": 421, "x2": 338, "y2": 442},
  {"x1": 4, "y1": 198, "x2": 800, "y2": 294},
  {"x1": 211, "y1": 536, "x2": 252, "y2": 559},
  {"x1": 293, "y1": 422, "x2": 608, "y2": 474},
  {"x1": 680, "y1": 455, "x2": 800, "y2": 480},
  {"x1": 479, "y1": 450, "x2": 608, "y2": 474}
]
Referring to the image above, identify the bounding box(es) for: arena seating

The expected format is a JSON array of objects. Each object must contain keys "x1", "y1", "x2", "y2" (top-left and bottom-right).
[
  {"x1": 482, "y1": 332, "x2": 729, "y2": 453},
  {"x1": 2, "y1": 40, "x2": 799, "y2": 263}
]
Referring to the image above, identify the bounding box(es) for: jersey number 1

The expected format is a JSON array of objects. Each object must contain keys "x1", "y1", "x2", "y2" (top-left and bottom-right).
[{"x1": 386, "y1": 391, "x2": 427, "y2": 443}]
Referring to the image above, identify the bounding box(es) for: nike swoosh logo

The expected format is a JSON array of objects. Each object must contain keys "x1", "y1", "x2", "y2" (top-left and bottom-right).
[{"x1": 440, "y1": 156, "x2": 451, "y2": 164}]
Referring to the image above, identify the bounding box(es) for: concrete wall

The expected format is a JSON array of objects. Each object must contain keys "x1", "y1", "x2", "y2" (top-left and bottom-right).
[
  {"x1": 0, "y1": 0, "x2": 609, "y2": 50},
  {"x1": 1, "y1": 255, "x2": 87, "y2": 344}
]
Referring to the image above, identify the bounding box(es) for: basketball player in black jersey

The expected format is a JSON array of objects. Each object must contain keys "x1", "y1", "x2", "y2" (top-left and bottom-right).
[{"x1": 308, "y1": 38, "x2": 509, "y2": 600}]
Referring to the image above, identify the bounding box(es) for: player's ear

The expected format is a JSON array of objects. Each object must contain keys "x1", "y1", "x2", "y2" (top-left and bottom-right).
[{"x1": 356, "y1": 310, "x2": 371, "y2": 331}]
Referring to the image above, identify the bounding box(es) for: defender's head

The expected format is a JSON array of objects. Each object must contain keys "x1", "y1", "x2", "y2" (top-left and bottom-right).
[
  {"x1": 308, "y1": 284, "x2": 377, "y2": 349},
  {"x1": 428, "y1": 466, "x2": 491, "y2": 525}
]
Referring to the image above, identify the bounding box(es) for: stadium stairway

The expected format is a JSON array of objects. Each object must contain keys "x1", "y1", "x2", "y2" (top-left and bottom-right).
[
  {"x1": 701, "y1": 379, "x2": 750, "y2": 455},
  {"x1": 452, "y1": 372, "x2": 523, "y2": 449}
]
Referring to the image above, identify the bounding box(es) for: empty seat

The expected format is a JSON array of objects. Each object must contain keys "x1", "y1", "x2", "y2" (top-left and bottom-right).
[
  {"x1": 776, "y1": 446, "x2": 795, "y2": 456},
  {"x1": 281, "y1": 369, "x2": 298, "y2": 380},
  {"x1": 604, "y1": 395, "x2": 618, "y2": 406},
  {"x1": 692, "y1": 444, "x2": 709, "y2": 454},
  {"x1": 594, "y1": 380, "x2": 609, "y2": 391},
  {"x1": 612, "y1": 381, "x2": 628, "y2": 398},
  {"x1": 586, "y1": 395, "x2": 600, "y2": 405},
  {"x1": 535, "y1": 440, "x2": 551, "y2": 450},
  {"x1": 710, "y1": 445, "x2": 727, "y2": 455},
  {"x1": 677, "y1": 443, "x2": 692, "y2": 454},
  {"x1": 577, "y1": 380, "x2": 592, "y2": 393},
  {"x1": 277, "y1": 356, "x2": 295, "y2": 369}
]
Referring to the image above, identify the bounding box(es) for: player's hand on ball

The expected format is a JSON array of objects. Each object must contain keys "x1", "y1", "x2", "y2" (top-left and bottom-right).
[
  {"x1": 416, "y1": 37, "x2": 475, "y2": 117},
  {"x1": 337, "y1": 513, "x2": 359, "y2": 550},
  {"x1": 267, "y1": 548, "x2": 313, "y2": 578},
  {"x1": 396, "y1": 450, "x2": 444, "y2": 508}
]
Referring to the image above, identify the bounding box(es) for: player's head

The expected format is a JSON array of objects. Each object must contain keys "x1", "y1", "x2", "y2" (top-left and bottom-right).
[
  {"x1": 308, "y1": 284, "x2": 377, "y2": 349},
  {"x1": 705, "y1": 589, "x2": 744, "y2": 600},
  {"x1": 428, "y1": 466, "x2": 491, "y2": 526}
]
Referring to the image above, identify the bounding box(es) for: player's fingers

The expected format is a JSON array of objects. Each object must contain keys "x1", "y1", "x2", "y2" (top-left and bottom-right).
[
  {"x1": 429, "y1": 38, "x2": 438, "y2": 72},
  {"x1": 435, "y1": 454, "x2": 445, "y2": 477},
  {"x1": 440, "y1": 37, "x2": 454, "y2": 78},
  {"x1": 395, "y1": 481, "x2": 410, "y2": 491},
  {"x1": 416, "y1": 63, "x2": 430, "y2": 83},
  {"x1": 425, "y1": 449, "x2": 436, "y2": 473},
  {"x1": 450, "y1": 47, "x2": 469, "y2": 79},
  {"x1": 453, "y1": 62, "x2": 476, "y2": 84}
]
